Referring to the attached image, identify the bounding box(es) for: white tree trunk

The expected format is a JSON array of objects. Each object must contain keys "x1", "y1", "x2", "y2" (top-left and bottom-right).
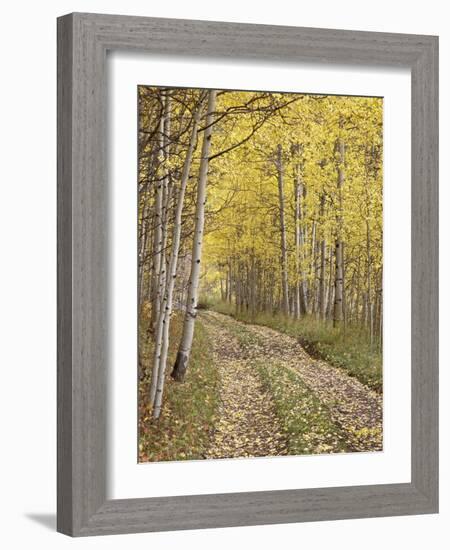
[
  {"x1": 294, "y1": 168, "x2": 302, "y2": 319},
  {"x1": 138, "y1": 197, "x2": 149, "y2": 303},
  {"x1": 149, "y1": 99, "x2": 203, "y2": 410},
  {"x1": 333, "y1": 137, "x2": 345, "y2": 327},
  {"x1": 151, "y1": 104, "x2": 166, "y2": 326},
  {"x1": 364, "y1": 148, "x2": 374, "y2": 347},
  {"x1": 155, "y1": 90, "x2": 216, "y2": 404},
  {"x1": 318, "y1": 193, "x2": 327, "y2": 321},
  {"x1": 155, "y1": 93, "x2": 171, "y2": 323},
  {"x1": 276, "y1": 144, "x2": 290, "y2": 317}
]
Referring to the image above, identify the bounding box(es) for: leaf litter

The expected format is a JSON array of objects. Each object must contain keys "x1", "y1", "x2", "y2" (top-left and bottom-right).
[{"x1": 201, "y1": 311, "x2": 382, "y2": 456}]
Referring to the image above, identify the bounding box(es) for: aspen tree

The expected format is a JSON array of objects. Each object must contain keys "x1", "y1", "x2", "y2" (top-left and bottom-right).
[
  {"x1": 276, "y1": 144, "x2": 290, "y2": 317},
  {"x1": 292, "y1": 146, "x2": 302, "y2": 319},
  {"x1": 333, "y1": 135, "x2": 345, "y2": 327},
  {"x1": 318, "y1": 193, "x2": 327, "y2": 320},
  {"x1": 149, "y1": 97, "x2": 204, "y2": 411},
  {"x1": 169, "y1": 89, "x2": 217, "y2": 385},
  {"x1": 155, "y1": 92, "x2": 172, "y2": 324},
  {"x1": 138, "y1": 89, "x2": 383, "y2": 416},
  {"x1": 151, "y1": 101, "x2": 165, "y2": 326}
]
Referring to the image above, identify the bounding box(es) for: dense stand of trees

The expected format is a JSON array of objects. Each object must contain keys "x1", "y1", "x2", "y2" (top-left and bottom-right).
[{"x1": 139, "y1": 86, "x2": 383, "y2": 418}]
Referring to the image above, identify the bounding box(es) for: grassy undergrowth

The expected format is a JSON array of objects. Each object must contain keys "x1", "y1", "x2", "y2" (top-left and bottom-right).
[
  {"x1": 207, "y1": 300, "x2": 382, "y2": 393},
  {"x1": 256, "y1": 361, "x2": 348, "y2": 454},
  {"x1": 138, "y1": 306, "x2": 219, "y2": 462}
]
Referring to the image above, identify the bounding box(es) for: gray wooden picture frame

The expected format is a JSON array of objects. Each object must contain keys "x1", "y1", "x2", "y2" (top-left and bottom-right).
[{"x1": 57, "y1": 12, "x2": 438, "y2": 537}]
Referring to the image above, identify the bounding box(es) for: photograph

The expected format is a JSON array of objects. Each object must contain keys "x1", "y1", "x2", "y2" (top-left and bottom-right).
[
  {"x1": 138, "y1": 86, "x2": 383, "y2": 462},
  {"x1": 0, "y1": 1, "x2": 441, "y2": 543}
]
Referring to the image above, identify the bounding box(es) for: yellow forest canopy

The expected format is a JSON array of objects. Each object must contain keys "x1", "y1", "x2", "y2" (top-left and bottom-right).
[
  {"x1": 138, "y1": 86, "x2": 383, "y2": 420},
  {"x1": 199, "y1": 92, "x2": 382, "y2": 321}
]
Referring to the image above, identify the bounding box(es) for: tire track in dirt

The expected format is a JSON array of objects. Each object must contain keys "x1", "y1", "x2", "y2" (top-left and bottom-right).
[
  {"x1": 202, "y1": 311, "x2": 383, "y2": 453},
  {"x1": 201, "y1": 314, "x2": 288, "y2": 459}
]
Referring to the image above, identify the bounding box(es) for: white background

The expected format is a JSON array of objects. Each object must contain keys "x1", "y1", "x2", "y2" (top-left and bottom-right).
[
  {"x1": 0, "y1": 1, "x2": 447, "y2": 549},
  {"x1": 110, "y1": 54, "x2": 411, "y2": 499}
]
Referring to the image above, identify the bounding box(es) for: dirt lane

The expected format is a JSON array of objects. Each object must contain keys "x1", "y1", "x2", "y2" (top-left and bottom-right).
[
  {"x1": 201, "y1": 314, "x2": 287, "y2": 459},
  {"x1": 201, "y1": 311, "x2": 383, "y2": 454}
]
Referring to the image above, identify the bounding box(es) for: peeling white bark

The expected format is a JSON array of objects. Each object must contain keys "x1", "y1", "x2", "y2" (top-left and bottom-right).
[
  {"x1": 276, "y1": 144, "x2": 290, "y2": 317},
  {"x1": 168, "y1": 89, "x2": 217, "y2": 390},
  {"x1": 155, "y1": 92, "x2": 171, "y2": 324},
  {"x1": 333, "y1": 137, "x2": 345, "y2": 327},
  {"x1": 153, "y1": 90, "x2": 216, "y2": 416},
  {"x1": 149, "y1": 98, "x2": 203, "y2": 409}
]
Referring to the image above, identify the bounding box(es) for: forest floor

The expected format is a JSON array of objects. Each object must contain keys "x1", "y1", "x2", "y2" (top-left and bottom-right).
[
  {"x1": 202, "y1": 313, "x2": 288, "y2": 459},
  {"x1": 210, "y1": 301, "x2": 382, "y2": 392},
  {"x1": 139, "y1": 309, "x2": 383, "y2": 462},
  {"x1": 199, "y1": 311, "x2": 382, "y2": 457}
]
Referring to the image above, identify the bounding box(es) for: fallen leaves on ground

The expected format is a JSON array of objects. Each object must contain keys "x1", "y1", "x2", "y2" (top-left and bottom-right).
[
  {"x1": 202, "y1": 311, "x2": 383, "y2": 454},
  {"x1": 138, "y1": 316, "x2": 219, "y2": 462},
  {"x1": 203, "y1": 317, "x2": 287, "y2": 459}
]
